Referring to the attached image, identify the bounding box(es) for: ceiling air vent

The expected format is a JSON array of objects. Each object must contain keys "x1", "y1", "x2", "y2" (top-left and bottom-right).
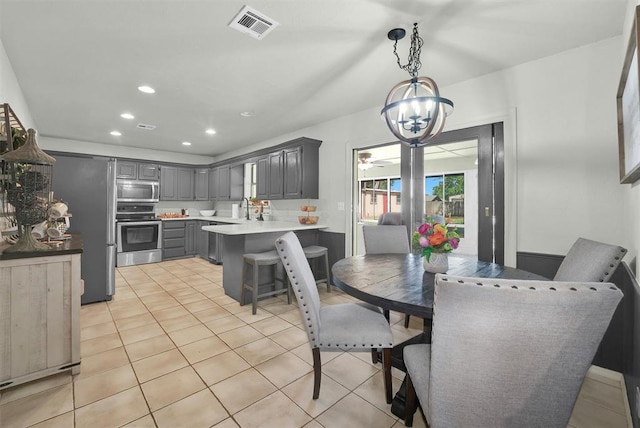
[
  {"x1": 136, "y1": 123, "x2": 156, "y2": 131},
  {"x1": 229, "y1": 5, "x2": 279, "y2": 40}
]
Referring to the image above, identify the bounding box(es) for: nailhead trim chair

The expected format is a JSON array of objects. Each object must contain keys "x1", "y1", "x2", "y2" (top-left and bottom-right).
[
  {"x1": 363, "y1": 224, "x2": 415, "y2": 328},
  {"x1": 403, "y1": 275, "x2": 623, "y2": 427},
  {"x1": 275, "y1": 231, "x2": 393, "y2": 402},
  {"x1": 554, "y1": 237, "x2": 627, "y2": 282}
]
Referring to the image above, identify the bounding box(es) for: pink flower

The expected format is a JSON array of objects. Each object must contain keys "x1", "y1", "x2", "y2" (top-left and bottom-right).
[
  {"x1": 418, "y1": 236, "x2": 429, "y2": 247},
  {"x1": 418, "y1": 223, "x2": 431, "y2": 235},
  {"x1": 450, "y1": 237, "x2": 459, "y2": 249}
]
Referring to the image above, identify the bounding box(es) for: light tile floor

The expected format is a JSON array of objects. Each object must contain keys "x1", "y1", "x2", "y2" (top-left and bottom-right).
[{"x1": 0, "y1": 258, "x2": 631, "y2": 427}]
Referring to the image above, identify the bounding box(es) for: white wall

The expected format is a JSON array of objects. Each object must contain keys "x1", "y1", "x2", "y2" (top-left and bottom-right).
[
  {"x1": 622, "y1": 0, "x2": 640, "y2": 275},
  {"x1": 0, "y1": 38, "x2": 34, "y2": 130},
  {"x1": 218, "y1": 36, "x2": 628, "y2": 266},
  {"x1": 2, "y1": 25, "x2": 630, "y2": 268}
]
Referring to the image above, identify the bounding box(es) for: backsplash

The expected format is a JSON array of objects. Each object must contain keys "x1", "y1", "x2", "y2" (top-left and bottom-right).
[{"x1": 213, "y1": 199, "x2": 321, "y2": 222}]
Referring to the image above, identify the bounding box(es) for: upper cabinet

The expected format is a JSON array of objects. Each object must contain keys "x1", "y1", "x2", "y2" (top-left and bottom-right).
[
  {"x1": 117, "y1": 161, "x2": 159, "y2": 180},
  {"x1": 208, "y1": 164, "x2": 244, "y2": 201},
  {"x1": 256, "y1": 138, "x2": 320, "y2": 200},
  {"x1": 194, "y1": 168, "x2": 209, "y2": 201},
  {"x1": 160, "y1": 165, "x2": 194, "y2": 201}
]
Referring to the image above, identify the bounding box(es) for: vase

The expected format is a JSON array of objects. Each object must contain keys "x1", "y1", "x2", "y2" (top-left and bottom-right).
[{"x1": 423, "y1": 253, "x2": 449, "y2": 273}]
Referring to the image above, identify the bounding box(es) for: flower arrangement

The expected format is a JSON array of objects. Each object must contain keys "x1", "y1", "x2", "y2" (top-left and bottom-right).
[{"x1": 412, "y1": 216, "x2": 460, "y2": 261}]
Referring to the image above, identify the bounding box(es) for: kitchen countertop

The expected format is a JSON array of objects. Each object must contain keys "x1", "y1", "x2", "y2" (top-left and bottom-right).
[{"x1": 202, "y1": 220, "x2": 327, "y2": 235}]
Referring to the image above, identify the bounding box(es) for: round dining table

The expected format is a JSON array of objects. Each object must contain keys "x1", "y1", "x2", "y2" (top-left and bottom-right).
[
  {"x1": 331, "y1": 253, "x2": 547, "y2": 320},
  {"x1": 331, "y1": 252, "x2": 548, "y2": 418}
]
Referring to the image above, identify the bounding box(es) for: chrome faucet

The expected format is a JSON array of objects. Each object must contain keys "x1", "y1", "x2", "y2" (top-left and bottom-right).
[{"x1": 243, "y1": 197, "x2": 250, "y2": 220}]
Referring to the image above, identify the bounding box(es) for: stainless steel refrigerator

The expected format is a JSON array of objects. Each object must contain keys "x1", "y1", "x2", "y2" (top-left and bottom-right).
[{"x1": 51, "y1": 154, "x2": 116, "y2": 304}]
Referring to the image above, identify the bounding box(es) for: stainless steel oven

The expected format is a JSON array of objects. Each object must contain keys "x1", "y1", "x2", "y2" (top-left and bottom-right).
[
  {"x1": 116, "y1": 203, "x2": 162, "y2": 266},
  {"x1": 116, "y1": 179, "x2": 159, "y2": 203}
]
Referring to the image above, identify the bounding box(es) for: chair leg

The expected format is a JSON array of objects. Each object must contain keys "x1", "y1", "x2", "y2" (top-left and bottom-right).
[
  {"x1": 324, "y1": 252, "x2": 331, "y2": 292},
  {"x1": 312, "y1": 348, "x2": 321, "y2": 399},
  {"x1": 252, "y1": 261, "x2": 259, "y2": 315},
  {"x1": 404, "y1": 314, "x2": 411, "y2": 328},
  {"x1": 405, "y1": 373, "x2": 417, "y2": 427},
  {"x1": 371, "y1": 348, "x2": 378, "y2": 364},
  {"x1": 382, "y1": 348, "x2": 392, "y2": 404},
  {"x1": 240, "y1": 260, "x2": 248, "y2": 307}
]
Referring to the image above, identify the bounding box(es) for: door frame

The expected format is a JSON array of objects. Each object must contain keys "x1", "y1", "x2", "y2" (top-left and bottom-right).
[{"x1": 351, "y1": 122, "x2": 504, "y2": 264}]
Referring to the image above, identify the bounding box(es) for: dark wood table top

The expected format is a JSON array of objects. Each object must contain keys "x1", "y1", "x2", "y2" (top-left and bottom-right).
[
  {"x1": 0, "y1": 233, "x2": 83, "y2": 260},
  {"x1": 331, "y1": 253, "x2": 548, "y2": 319}
]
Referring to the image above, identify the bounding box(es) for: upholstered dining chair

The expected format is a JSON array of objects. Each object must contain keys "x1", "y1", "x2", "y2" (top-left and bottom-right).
[
  {"x1": 403, "y1": 274, "x2": 623, "y2": 427},
  {"x1": 554, "y1": 237, "x2": 627, "y2": 282},
  {"x1": 275, "y1": 231, "x2": 394, "y2": 403},
  {"x1": 363, "y1": 224, "x2": 411, "y2": 254},
  {"x1": 363, "y1": 223, "x2": 416, "y2": 328}
]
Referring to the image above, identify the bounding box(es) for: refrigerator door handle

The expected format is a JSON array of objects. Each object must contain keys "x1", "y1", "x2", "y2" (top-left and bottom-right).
[{"x1": 106, "y1": 243, "x2": 116, "y2": 296}]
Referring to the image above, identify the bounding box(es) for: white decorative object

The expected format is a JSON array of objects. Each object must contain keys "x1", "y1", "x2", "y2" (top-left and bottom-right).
[{"x1": 423, "y1": 253, "x2": 448, "y2": 274}]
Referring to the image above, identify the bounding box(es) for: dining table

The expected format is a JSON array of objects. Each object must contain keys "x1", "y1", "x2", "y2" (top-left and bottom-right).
[{"x1": 331, "y1": 252, "x2": 548, "y2": 418}]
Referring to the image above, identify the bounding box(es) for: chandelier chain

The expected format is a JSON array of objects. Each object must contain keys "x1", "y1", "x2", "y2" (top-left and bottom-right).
[{"x1": 392, "y1": 23, "x2": 423, "y2": 77}]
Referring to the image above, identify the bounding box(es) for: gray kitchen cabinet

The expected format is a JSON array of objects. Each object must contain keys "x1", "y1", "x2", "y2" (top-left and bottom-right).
[
  {"x1": 255, "y1": 138, "x2": 320, "y2": 200},
  {"x1": 194, "y1": 168, "x2": 209, "y2": 201},
  {"x1": 268, "y1": 152, "x2": 283, "y2": 200},
  {"x1": 162, "y1": 220, "x2": 186, "y2": 259},
  {"x1": 162, "y1": 220, "x2": 198, "y2": 259},
  {"x1": 197, "y1": 220, "x2": 210, "y2": 259},
  {"x1": 117, "y1": 161, "x2": 159, "y2": 180},
  {"x1": 217, "y1": 165, "x2": 230, "y2": 200},
  {"x1": 116, "y1": 161, "x2": 137, "y2": 179},
  {"x1": 283, "y1": 147, "x2": 302, "y2": 199},
  {"x1": 229, "y1": 164, "x2": 244, "y2": 200},
  {"x1": 160, "y1": 166, "x2": 194, "y2": 201},
  {"x1": 138, "y1": 163, "x2": 160, "y2": 180},
  {"x1": 256, "y1": 156, "x2": 269, "y2": 200},
  {"x1": 160, "y1": 166, "x2": 178, "y2": 200},
  {"x1": 177, "y1": 168, "x2": 194, "y2": 200},
  {"x1": 208, "y1": 167, "x2": 218, "y2": 200},
  {"x1": 185, "y1": 221, "x2": 197, "y2": 255}
]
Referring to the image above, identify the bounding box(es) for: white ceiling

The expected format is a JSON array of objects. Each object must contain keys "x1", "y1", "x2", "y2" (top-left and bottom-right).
[{"x1": 0, "y1": 0, "x2": 627, "y2": 157}]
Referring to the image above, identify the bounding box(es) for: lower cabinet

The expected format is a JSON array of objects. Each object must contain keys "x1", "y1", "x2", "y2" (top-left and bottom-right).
[
  {"x1": 0, "y1": 253, "x2": 82, "y2": 390},
  {"x1": 163, "y1": 221, "x2": 186, "y2": 259},
  {"x1": 163, "y1": 220, "x2": 213, "y2": 261},
  {"x1": 197, "y1": 221, "x2": 210, "y2": 259}
]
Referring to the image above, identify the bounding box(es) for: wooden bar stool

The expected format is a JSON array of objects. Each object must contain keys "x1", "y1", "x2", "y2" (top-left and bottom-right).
[
  {"x1": 302, "y1": 245, "x2": 331, "y2": 292},
  {"x1": 241, "y1": 250, "x2": 291, "y2": 314}
]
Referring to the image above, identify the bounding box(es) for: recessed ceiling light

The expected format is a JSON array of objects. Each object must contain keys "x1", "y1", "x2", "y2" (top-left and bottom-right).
[
  {"x1": 120, "y1": 113, "x2": 135, "y2": 119},
  {"x1": 110, "y1": 131, "x2": 122, "y2": 136},
  {"x1": 182, "y1": 141, "x2": 191, "y2": 146},
  {"x1": 205, "y1": 128, "x2": 216, "y2": 135},
  {"x1": 138, "y1": 85, "x2": 155, "y2": 94},
  {"x1": 240, "y1": 111, "x2": 252, "y2": 117}
]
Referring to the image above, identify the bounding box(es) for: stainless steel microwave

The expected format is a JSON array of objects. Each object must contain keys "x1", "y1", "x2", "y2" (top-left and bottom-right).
[{"x1": 116, "y1": 179, "x2": 159, "y2": 203}]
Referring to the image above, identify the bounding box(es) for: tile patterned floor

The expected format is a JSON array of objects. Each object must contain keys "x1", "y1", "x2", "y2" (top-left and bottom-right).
[{"x1": 0, "y1": 258, "x2": 631, "y2": 427}]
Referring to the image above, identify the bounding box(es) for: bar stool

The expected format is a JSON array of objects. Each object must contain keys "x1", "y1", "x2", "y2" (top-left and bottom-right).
[
  {"x1": 241, "y1": 250, "x2": 291, "y2": 315},
  {"x1": 302, "y1": 245, "x2": 331, "y2": 292}
]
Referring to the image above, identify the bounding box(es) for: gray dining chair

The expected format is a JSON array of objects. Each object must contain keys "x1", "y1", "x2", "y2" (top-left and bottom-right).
[
  {"x1": 363, "y1": 224, "x2": 410, "y2": 254},
  {"x1": 403, "y1": 274, "x2": 623, "y2": 427},
  {"x1": 554, "y1": 237, "x2": 627, "y2": 282},
  {"x1": 274, "y1": 231, "x2": 394, "y2": 403},
  {"x1": 363, "y1": 223, "x2": 416, "y2": 328}
]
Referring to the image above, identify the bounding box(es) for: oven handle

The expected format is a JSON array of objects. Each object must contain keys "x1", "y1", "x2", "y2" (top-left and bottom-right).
[{"x1": 118, "y1": 221, "x2": 162, "y2": 226}]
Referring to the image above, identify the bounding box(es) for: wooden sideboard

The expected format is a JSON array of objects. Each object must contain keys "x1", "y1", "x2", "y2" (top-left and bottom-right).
[{"x1": 0, "y1": 236, "x2": 83, "y2": 390}]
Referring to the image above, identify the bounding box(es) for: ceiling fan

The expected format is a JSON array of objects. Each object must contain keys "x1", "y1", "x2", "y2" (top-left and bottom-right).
[{"x1": 358, "y1": 152, "x2": 392, "y2": 170}]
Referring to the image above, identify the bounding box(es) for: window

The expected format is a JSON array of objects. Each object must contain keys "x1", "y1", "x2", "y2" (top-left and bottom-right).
[{"x1": 425, "y1": 173, "x2": 465, "y2": 237}]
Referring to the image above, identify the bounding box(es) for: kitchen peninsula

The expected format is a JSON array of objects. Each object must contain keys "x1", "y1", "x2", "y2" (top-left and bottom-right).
[{"x1": 202, "y1": 221, "x2": 327, "y2": 301}]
